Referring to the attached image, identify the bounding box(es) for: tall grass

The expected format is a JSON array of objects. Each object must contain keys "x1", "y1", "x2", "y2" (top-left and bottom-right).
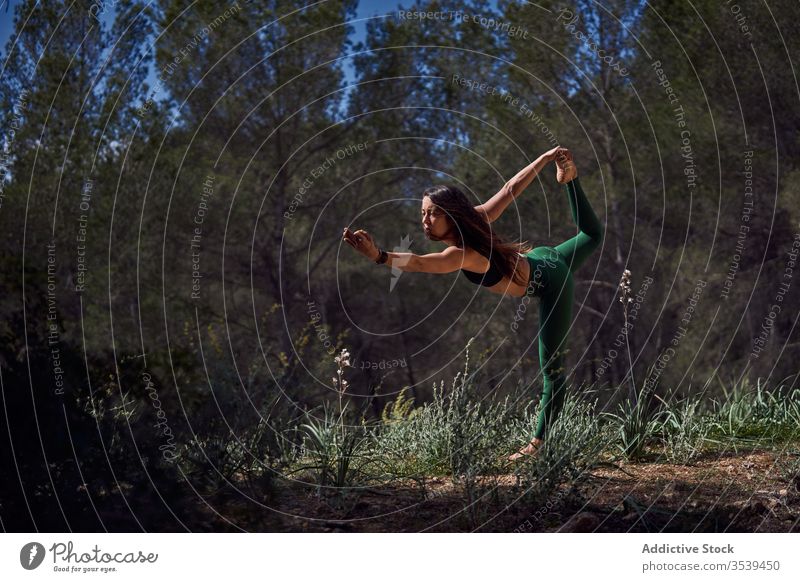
[
  {"x1": 289, "y1": 348, "x2": 374, "y2": 501},
  {"x1": 601, "y1": 380, "x2": 665, "y2": 460},
  {"x1": 369, "y1": 338, "x2": 518, "y2": 483},
  {"x1": 656, "y1": 394, "x2": 711, "y2": 463},
  {"x1": 513, "y1": 388, "x2": 612, "y2": 502},
  {"x1": 298, "y1": 400, "x2": 370, "y2": 492},
  {"x1": 707, "y1": 376, "x2": 800, "y2": 446},
  {"x1": 277, "y1": 341, "x2": 800, "y2": 522}
]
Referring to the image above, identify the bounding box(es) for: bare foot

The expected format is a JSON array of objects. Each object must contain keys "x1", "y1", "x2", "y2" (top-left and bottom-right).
[
  {"x1": 556, "y1": 149, "x2": 577, "y2": 184},
  {"x1": 507, "y1": 439, "x2": 543, "y2": 461}
]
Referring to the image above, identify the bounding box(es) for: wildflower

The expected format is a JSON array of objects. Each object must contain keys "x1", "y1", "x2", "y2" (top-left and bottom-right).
[
  {"x1": 334, "y1": 348, "x2": 352, "y2": 368},
  {"x1": 618, "y1": 268, "x2": 632, "y2": 304},
  {"x1": 333, "y1": 348, "x2": 351, "y2": 394},
  {"x1": 617, "y1": 269, "x2": 638, "y2": 400}
]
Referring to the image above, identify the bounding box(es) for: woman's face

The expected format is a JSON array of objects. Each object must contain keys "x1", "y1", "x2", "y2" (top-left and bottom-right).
[{"x1": 421, "y1": 196, "x2": 450, "y2": 242}]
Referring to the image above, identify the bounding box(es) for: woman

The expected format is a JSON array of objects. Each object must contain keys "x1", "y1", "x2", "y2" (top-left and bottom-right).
[{"x1": 342, "y1": 147, "x2": 603, "y2": 461}]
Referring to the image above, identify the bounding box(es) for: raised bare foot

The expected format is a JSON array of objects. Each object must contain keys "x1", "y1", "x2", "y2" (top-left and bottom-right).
[{"x1": 556, "y1": 149, "x2": 577, "y2": 184}]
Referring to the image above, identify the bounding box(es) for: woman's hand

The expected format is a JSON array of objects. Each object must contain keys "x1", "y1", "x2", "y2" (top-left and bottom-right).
[
  {"x1": 343, "y1": 227, "x2": 380, "y2": 261},
  {"x1": 555, "y1": 148, "x2": 578, "y2": 183},
  {"x1": 542, "y1": 146, "x2": 569, "y2": 163}
]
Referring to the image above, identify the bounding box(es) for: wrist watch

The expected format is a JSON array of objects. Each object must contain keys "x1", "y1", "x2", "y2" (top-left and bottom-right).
[{"x1": 374, "y1": 249, "x2": 388, "y2": 264}]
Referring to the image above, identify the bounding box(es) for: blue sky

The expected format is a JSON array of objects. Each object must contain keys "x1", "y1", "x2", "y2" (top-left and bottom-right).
[
  {"x1": 1, "y1": 0, "x2": 498, "y2": 106},
  {"x1": 0, "y1": 0, "x2": 406, "y2": 112},
  {"x1": 0, "y1": 1, "x2": 17, "y2": 45},
  {"x1": 0, "y1": 1, "x2": 406, "y2": 62},
  {"x1": 0, "y1": 0, "x2": 401, "y2": 114}
]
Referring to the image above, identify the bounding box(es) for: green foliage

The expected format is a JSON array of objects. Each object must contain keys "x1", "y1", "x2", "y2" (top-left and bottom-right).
[
  {"x1": 381, "y1": 387, "x2": 419, "y2": 425},
  {"x1": 707, "y1": 377, "x2": 800, "y2": 446},
  {"x1": 369, "y1": 338, "x2": 518, "y2": 481},
  {"x1": 657, "y1": 395, "x2": 712, "y2": 464},
  {"x1": 601, "y1": 380, "x2": 666, "y2": 460},
  {"x1": 513, "y1": 389, "x2": 612, "y2": 502},
  {"x1": 296, "y1": 401, "x2": 371, "y2": 494}
]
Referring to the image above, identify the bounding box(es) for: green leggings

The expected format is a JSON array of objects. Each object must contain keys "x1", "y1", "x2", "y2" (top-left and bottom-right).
[{"x1": 523, "y1": 177, "x2": 603, "y2": 440}]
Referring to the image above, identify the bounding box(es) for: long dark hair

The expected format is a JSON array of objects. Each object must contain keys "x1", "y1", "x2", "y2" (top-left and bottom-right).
[{"x1": 423, "y1": 184, "x2": 533, "y2": 286}]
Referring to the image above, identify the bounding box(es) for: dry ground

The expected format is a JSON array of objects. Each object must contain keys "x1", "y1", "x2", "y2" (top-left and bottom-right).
[{"x1": 211, "y1": 447, "x2": 800, "y2": 532}]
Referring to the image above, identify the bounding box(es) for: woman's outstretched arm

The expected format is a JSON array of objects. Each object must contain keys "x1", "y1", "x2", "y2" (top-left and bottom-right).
[
  {"x1": 475, "y1": 146, "x2": 566, "y2": 223},
  {"x1": 380, "y1": 246, "x2": 467, "y2": 273},
  {"x1": 343, "y1": 227, "x2": 468, "y2": 273}
]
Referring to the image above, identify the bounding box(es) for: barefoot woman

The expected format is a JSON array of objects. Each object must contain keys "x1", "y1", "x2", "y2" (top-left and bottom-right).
[{"x1": 343, "y1": 147, "x2": 603, "y2": 461}]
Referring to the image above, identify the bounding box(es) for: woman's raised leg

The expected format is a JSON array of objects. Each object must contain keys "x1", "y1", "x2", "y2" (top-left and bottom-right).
[{"x1": 554, "y1": 177, "x2": 604, "y2": 273}]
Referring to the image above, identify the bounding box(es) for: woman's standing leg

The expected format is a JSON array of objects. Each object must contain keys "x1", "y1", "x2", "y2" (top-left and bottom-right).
[{"x1": 532, "y1": 264, "x2": 574, "y2": 440}]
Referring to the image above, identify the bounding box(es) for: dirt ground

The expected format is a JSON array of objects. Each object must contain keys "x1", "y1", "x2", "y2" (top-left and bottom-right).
[{"x1": 215, "y1": 448, "x2": 800, "y2": 532}]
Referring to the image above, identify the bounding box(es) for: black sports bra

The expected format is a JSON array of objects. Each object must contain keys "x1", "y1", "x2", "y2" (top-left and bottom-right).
[{"x1": 461, "y1": 251, "x2": 504, "y2": 287}]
